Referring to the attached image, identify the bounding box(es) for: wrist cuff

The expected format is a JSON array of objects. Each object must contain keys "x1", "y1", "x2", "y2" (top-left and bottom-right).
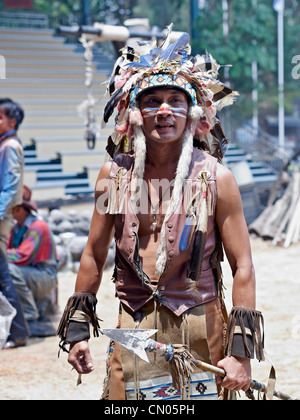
[
  {"x1": 225, "y1": 306, "x2": 265, "y2": 361},
  {"x1": 56, "y1": 292, "x2": 100, "y2": 353}
]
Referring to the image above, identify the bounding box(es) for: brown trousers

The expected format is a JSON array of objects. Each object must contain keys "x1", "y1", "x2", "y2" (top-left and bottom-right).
[{"x1": 102, "y1": 297, "x2": 226, "y2": 400}]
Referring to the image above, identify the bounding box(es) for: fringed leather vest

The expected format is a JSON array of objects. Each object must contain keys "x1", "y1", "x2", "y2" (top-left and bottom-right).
[{"x1": 108, "y1": 148, "x2": 222, "y2": 317}]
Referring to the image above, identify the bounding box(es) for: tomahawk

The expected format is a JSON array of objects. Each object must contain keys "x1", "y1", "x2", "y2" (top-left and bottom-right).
[{"x1": 100, "y1": 328, "x2": 298, "y2": 400}]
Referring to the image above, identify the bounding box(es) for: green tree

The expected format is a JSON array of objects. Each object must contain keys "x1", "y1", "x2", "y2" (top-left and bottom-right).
[
  {"x1": 132, "y1": 0, "x2": 189, "y2": 31},
  {"x1": 194, "y1": 0, "x2": 299, "y2": 124}
]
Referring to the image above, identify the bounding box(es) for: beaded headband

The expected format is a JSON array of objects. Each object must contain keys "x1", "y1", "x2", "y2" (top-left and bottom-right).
[
  {"x1": 102, "y1": 25, "x2": 238, "y2": 161},
  {"x1": 130, "y1": 73, "x2": 197, "y2": 107}
]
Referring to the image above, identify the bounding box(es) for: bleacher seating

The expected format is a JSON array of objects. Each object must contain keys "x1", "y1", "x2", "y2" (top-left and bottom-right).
[
  {"x1": 224, "y1": 144, "x2": 278, "y2": 185},
  {"x1": 0, "y1": 26, "x2": 278, "y2": 216},
  {"x1": 0, "y1": 26, "x2": 114, "y2": 203}
]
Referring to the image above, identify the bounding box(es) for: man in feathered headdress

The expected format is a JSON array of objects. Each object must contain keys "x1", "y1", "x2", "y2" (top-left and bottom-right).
[{"x1": 57, "y1": 26, "x2": 264, "y2": 400}]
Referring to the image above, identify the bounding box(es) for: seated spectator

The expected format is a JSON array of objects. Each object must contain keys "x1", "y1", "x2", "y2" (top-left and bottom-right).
[
  {"x1": 0, "y1": 246, "x2": 29, "y2": 349},
  {"x1": 7, "y1": 186, "x2": 57, "y2": 337}
]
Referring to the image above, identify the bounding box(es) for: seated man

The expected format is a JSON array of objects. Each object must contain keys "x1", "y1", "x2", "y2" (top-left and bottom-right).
[{"x1": 7, "y1": 186, "x2": 57, "y2": 337}]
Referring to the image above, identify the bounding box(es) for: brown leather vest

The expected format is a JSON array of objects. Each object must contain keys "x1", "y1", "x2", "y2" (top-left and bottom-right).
[{"x1": 109, "y1": 148, "x2": 221, "y2": 317}]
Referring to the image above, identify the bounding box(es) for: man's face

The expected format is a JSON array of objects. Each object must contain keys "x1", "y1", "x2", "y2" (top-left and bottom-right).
[
  {"x1": 0, "y1": 108, "x2": 16, "y2": 135},
  {"x1": 139, "y1": 88, "x2": 189, "y2": 145},
  {"x1": 12, "y1": 205, "x2": 28, "y2": 225}
]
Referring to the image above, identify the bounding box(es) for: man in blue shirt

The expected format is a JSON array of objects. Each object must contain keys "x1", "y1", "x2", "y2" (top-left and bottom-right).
[
  {"x1": 0, "y1": 98, "x2": 24, "y2": 256},
  {"x1": 0, "y1": 98, "x2": 28, "y2": 349}
]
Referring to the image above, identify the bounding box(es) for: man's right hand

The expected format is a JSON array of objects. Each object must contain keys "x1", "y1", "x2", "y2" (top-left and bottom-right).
[{"x1": 68, "y1": 340, "x2": 94, "y2": 374}]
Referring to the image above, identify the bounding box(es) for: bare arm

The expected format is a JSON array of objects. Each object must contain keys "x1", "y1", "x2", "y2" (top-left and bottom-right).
[
  {"x1": 215, "y1": 163, "x2": 255, "y2": 392},
  {"x1": 216, "y1": 163, "x2": 255, "y2": 308},
  {"x1": 68, "y1": 162, "x2": 115, "y2": 374},
  {"x1": 75, "y1": 162, "x2": 115, "y2": 294}
]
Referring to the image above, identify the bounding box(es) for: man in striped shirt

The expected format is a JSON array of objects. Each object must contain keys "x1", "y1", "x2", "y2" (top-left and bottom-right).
[{"x1": 7, "y1": 186, "x2": 57, "y2": 337}]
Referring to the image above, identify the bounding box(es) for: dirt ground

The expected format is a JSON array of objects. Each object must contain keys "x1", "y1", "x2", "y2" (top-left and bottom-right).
[{"x1": 1, "y1": 236, "x2": 300, "y2": 400}]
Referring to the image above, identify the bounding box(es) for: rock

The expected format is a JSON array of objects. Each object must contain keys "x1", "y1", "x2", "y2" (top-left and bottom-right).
[
  {"x1": 48, "y1": 209, "x2": 66, "y2": 224},
  {"x1": 59, "y1": 232, "x2": 76, "y2": 245},
  {"x1": 66, "y1": 209, "x2": 80, "y2": 223},
  {"x1": 80, "y1": 209, "x2": 93, "y2": 222},
  {"x1": 38, "y1": 207, "x2": 115, "y2": 273},
  {"x1": 69, "y1": 236, "x2": 88, "y2": 262},
  {"x1": 37, "y1": 209, "x2": 48, "y2": 221},
  {"x1": 55, "y1": 220, "x2": 74, "y2": 234},
  {"x1": 74, "y1": 219, "x2": 90, "y2": 235},
  {"x1": 105, "y1": 247, "x2": 115, "y2": 268},
  {"x1": 56, "y1": 244, "x2": 68, "y2": 271}
]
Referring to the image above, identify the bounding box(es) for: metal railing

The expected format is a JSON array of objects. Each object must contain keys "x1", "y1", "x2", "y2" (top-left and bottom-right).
[
  {"x1": 0, "y1": 11, "x2": 49, "y2": 28},
  {"x1": 235, "y1": 122, "x2": 294, "y2": 173}
]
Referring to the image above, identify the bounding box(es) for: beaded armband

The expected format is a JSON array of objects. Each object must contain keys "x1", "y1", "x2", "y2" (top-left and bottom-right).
[
  {"x1": 225, "y1": 306, "x2": 265, "y2": 361},
  {"x1": 56, "y1": 292, "x2": 100, "y2": 353}
]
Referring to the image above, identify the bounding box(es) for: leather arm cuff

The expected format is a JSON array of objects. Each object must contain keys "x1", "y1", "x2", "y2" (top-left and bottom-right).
[
  {"x1": 56, "y1": 292, "x2": 100, "y2": 353},
  {"x1": 225, "y1": 306, "x2": 265, "y2": 361}
]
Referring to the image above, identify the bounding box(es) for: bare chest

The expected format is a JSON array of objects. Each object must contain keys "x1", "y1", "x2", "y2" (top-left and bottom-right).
[{"x1": 136, "y1": 177, "x2": 173, "y2": 236}]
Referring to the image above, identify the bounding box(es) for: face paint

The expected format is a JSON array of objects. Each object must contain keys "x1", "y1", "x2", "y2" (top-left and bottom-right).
[{"x1": 141, "y1": 103, "x2": 188, "y2": 119}]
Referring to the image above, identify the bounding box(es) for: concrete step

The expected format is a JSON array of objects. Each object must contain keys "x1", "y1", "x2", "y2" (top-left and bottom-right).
[
  {"x1": 23, "y1": 169, "x2": 36, "y2": 186},
  {"x1": 84, "y1": 164, "x2": 103, "y2": 187},
  {"x1": 6, "y1": 67, "x2": 107, "y2": 81},
  {"x1": 2, "y1": 49, "x2": 86, "y2": 61},
  {"x1": 251, "y1": 168, "x2": 276, "y2": 176},
  {"x1": 65, "y1": 185, "x2": 94, "y2": 196},
  {"x1": 33, "y1": 136, "x2": 108, "y2": 158},
  {"x1": 58, "y1": 149, "x2": 106, "y2": 173},
  {"x1": 0, "y1": 32, "x2": 66, "y2": 44},
  {"x1": 21, "y1": 133, "x2": 110, "y2": 148},
  {"x1": 23, "y1": 113, "x2": 88, "y2": 126},
  {"x1": 0, "y1": 88, "x2": 99, "y2": 102},
  {"x1": 1, "y1": 78, "x2": 106, "y2": 91},
  {"x1": 30, "y1": 181, "x2": 94, "y2": 201},
  {"x1": 12, "y1": 97, "x2": 107, "y2": 110},
  {"x1": 19, "y1": 125, "x2": 85, "y2": 143},
  {"x1": 0, "y1": 41, "x2": 76, "y2": 52},
  {"x1": 5, "y1": 57, "x2": 112, "y2": 73},
  {"x1": 223, "y1": 155, "x2": 248, "y2": 163},
  {"x1": 252, "y1": 174, "x2": 277, "y2": 183},
  {"x1": 30, "y1": 184, "x2": 65, "y2": 201},
  {"x1": 0, "y1": 28, "x2": 55, "y2": 38},
  {"x1": 23, "y1": 149, "x2": 37, "y2": 158},
  {"x1": 0, "y1": 26, "x2": 114, "y2": 202},
  {"x1": 5, "y1": 57, "x2": 88, "y2": 71},
  {"x1": 24, "y1": 163, "x2": 63, "y2": 172},
  {"x1": 36, "y1": 171, "x2": 88, "y2": 182},
  {"x1": 32, "y1": 178, "x2": 90, "y2": 188},
  {"x1": 24, "y1": 156, "x2": 61, "y2": 166}
]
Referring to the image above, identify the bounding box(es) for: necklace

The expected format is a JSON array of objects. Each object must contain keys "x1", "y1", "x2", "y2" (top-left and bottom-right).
[{"x1": 146, "y1": 181, "x2": 173, "y2": 231}]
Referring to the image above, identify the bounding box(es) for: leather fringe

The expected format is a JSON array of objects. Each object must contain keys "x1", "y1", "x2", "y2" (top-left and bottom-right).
[
  {"x1": 168, "y1": 344, "x2": 195, "y2": 390},
  {"x1": 225, "y1": 306, "x2": 265, "y2": 361},
  {"x1": 56, "y1": 292, "x2": 100, "y2": 353}
]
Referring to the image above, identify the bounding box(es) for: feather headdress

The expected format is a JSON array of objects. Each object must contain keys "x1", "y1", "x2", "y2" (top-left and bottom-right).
[
  {"x1": 102, "y1": 26, "x2": 238, "y2": 162},
  {"x1": 102, "y1": 26, "x2": 238, "y2": 277}
]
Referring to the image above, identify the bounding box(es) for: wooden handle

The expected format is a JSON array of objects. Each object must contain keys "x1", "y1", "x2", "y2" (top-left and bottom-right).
[
  {"x1": 191, "y1": 358, "x2": 226, "y2": 377},
  {"x1": 191, "y1": 358, "x2": 297, "y2": 400}
]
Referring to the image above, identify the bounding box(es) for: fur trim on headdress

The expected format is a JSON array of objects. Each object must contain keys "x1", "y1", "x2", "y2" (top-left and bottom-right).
[
  {"x1": 131, "y1": 126, "x2": 147, "y2": 204},
  {"x1": 129, "y1": 108, "x2": 144, "y2": 127}
]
